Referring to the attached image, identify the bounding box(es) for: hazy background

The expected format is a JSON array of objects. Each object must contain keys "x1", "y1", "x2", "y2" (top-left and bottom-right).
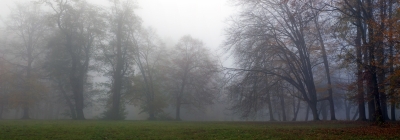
[
  {"x1": 0, "y1": 0, "x2": 237, "y2": 120},
  {"x1": 0, "y1": 0, "x2": 399, "y2": 121},
  {"x1": 0, "y1": 0, "x2": 236, "y2": 86},
  {"x1": 0, "y1": 0, "x2": 235, "y2": 62}
]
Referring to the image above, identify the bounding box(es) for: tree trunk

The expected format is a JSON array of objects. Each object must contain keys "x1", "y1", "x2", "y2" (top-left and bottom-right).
[
  {"x1": 67, "y1": 101, "x2": 76, "y2": 119},
  {"x1": 367, "y1": 94, "x2": 376, "y2": 121},
  {"x1": 305, "y1": 105, "x2": 310, "y2": 121},
  {"x1": 314, "y1": 17, "x2": 336, "y2": 120},
  {"x1": 356, "y1": 26, "x2": 367, "y2": 121},
  {"x1": 309, "y1": 101, "x2": 319, "y2": 121},
  {"x1": 73, "y1": 81, "x2": 85, "y2": 120},
  {"x1": 364, "y1": 45, "x2": 375, "y2": 121},
  {"x1": 352, "y1": 108, "x2": 359, "y2": 121},
  {"x1": 111, "y1": 17, "x2": 124, "y2": 120},
  {"x1": 277, "y1": 109, "x2": 281, "y2": 121},
  {"x1": 291, "y1": 96, "x2": 300, "y2": 121},
  {"x1": 21, "y1": 54, "x2": 33, "y2": 120},
  {"x1": 376, "y1": 0, "x2": 388, "y2": 121},
  {"x1": 345, "y1": 101, "x2": 351, "y2": 120},
  {"x1": 65, "y1": 34, "x2": 86, "y2": 120},
  {"x1": 58, "y1": 81, "x2": 76, "y2": 119},
  {"x1": 267, "y1": 90, "x2": 275, "y2": 121},
  {"x1": 303, "y1": 65, "x2": 319, "y2": 121},
  {"x1": 136, "y1": 56, "x2": 156, "y2": 120},
  {"x1": 389, "y1": 22, "x2": 396, "y2": 121},
  {"x1": 378, "y1": 86, "x2": 389, "y2": 121},
  {"x1": 175, "y1": 63, "x2": 190, "y2": 121},
  {"x1": 303, "y1": 73, "x2": 319, "y2": 121},
  {"x1": 370, "y1": 69, "x2": 383, "y2": 122},
  {"x1": 391, "y1": 104, "x2": 396, "y2": 121},
  {"x1": 366, "y1": 40, "x2": 383, "y2": 123},
  {"x1": 321, "y1": 101, "x2": 328, "y2": 120},
  {"x1": 285, "y1": 4, "x2": 319, "y2": 121},
  {"x1": 388, "y1": 0, "x2": 396, "y2": 122},
  {"x1": 148, "y1": 105, "x2": 155, "y2": 120},
  {"x1": 365, "y1": 48, "x2": 377, "y2": 122},
  {"x1": 280, "y1": 94, "x2": 286, "y2": 121},
  {"x1": 21, "y1": 89, "x2": 30, "y2": 119},
  {"x1": 175, "y1": 97, "x2": 181, "y2": 121},
  {"x1": 366, "y1": 0, "x2": 383, "y2": 123}
]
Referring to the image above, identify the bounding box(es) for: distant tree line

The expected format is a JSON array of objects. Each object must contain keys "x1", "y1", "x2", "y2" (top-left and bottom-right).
[
  {"x1": 0, "y1": 0, "x2": 221, "y2": 120},
  {"x1": 0, "y1": 0, "x2": 399, "y2": 122}
]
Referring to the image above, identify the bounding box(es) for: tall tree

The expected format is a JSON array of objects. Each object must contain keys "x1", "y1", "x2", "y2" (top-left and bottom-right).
[
  {"x1": 0, "y1": 59, "x2": 14, "y2": 119},
  {"x1": 44, "y1": 32, "x2": 77, "y2": 119},
  {"x1": 225, "y1": 0, "x2": 325, "y2": 120},
  {"x1": 101, "y1": 0, "x2": 140, "y2": 120},
  {"x1": 387, "y1": 0, "x2": 396, "y2": 121},
  {"x1": 44, "y1": 0, "x2": 105, "y2": 120},
  {"x1": 355, "y1": 17, "x2": 367, "y2": 121},
  {"x1": 170, "y1": 35, "x2": 220, "y2": 120},
  {"x1": 4, "y1": 3, "x2": 48, "y2": 119},
  {"x1": 130, "y1": 28, "x2": 169, "y2": 120},
  {"x1": 310, "y1": 1, "x2": 337, "y2": 120}
]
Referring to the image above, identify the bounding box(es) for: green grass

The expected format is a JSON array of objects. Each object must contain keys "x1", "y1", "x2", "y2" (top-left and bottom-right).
[{"x1": 0, "y1": 120, "x2": 399, "y2": 140}]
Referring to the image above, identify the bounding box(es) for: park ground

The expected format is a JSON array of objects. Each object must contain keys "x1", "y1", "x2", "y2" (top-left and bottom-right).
[{"x1": 0, "y1": 120, "x2": 399, "y2": 139}]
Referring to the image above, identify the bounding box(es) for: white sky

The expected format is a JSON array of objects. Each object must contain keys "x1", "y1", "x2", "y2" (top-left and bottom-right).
[
  {"x1": 0, "y1": 0, "x2": 236, "y2": 65},
  {"x1": 136, "y1": 0, "x2": 234, "y2": 49}
]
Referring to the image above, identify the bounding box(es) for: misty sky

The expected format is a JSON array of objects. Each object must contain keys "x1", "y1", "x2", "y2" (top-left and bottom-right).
[{"x1": 0, "y1": 0, "x2": 235, "y2": 64}]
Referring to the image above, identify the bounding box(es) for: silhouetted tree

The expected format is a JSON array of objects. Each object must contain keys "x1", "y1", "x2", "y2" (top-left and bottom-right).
[
  {"x1": 3, "y1": 3, "x2": 49, "y2": 119},
  {"x1": 169, "y1": 35, "x2": 220, "y2": 120},
  {"x1": 44, "y1": 0, "x2": 105, "y2": 120}
]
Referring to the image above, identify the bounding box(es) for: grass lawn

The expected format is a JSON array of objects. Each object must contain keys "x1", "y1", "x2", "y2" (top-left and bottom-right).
[{"x1": 0, "y1": 120, "x2": 399, "y2": 140}]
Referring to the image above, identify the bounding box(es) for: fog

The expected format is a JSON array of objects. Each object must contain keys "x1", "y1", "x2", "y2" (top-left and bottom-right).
[
  {"x1": 1, "y1": 0, "x2": 233, "y2": 51},
  {"x1": 0, "y1": 0, "x2": 399, "y2": 122},
  {"x1": 0, "y1": 0, "x2": 236, "y2": 120}
]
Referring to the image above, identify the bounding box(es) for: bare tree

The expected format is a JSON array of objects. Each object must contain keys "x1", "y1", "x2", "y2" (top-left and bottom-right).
[
  {"x1": 44, "y1": 32, "x2": 77, "y2": 119},
  {"x1": 100, "y1": 0, "x2": 140, "y2": 120},
  {"x1": 225, "y1": 0, "x2": 327, "y2": 120},
  {"x1": 3, "y1": 3, "x2": 48, "y2": 119},
  {"x1": 44, "y1": 0, "x2": 105, "y2": 120},
  {"x1": 170, "y1": 35, "x2": 220, "y2": 120},
  {"x1": 130, "y1": 28, "x2": 169, "y2": 120},
  {"x1": 0, "y1": 59, "x2": 14, "y2": 119},
  {"x1": 309, "y1": 1, "x2": 337, "y2": 120},
  {"x1": 227, "y1": 72, "x2": 263, "y2": 120}
]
